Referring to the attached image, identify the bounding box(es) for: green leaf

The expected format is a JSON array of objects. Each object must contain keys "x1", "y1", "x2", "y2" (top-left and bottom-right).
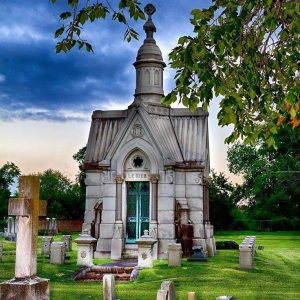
[
  {"x1": 249, "y1": 89, "x2": 256, "y2": 100},
  {"x1": 54, "y1": 26, "x2": 64, "y2": 38},
  {"x1": 68, "y1": 0, "x2": 78, "y2": 9},
  {"x1": 79, "y1": 11, "x2": 88, "y2": 25},
  {"x1": 85, "y1": 42, "x2": 93, "y2": 53},
  {"x1": 60, "y1": 12, "x2": 72, "y2": 20}
]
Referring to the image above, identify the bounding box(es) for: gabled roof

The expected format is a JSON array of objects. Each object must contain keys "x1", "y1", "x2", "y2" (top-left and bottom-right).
[{"x1": 84, "y1": 103, "x2": 209, "y2": 171}]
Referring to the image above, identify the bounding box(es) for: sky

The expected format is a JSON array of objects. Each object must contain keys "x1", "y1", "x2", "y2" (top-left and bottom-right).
[{"x1": 0, "y1": 0, "x2": 240, "y2": 183}]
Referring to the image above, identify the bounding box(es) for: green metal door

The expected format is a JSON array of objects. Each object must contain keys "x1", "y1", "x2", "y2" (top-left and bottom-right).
[{"x1": 126, "y1": 182, "x2": 150, "y2": 243}]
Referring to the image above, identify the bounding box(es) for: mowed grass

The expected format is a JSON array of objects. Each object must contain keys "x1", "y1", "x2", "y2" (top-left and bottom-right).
[{"x1": 0, "y1": 231, "x2": 299, "y2": 299}]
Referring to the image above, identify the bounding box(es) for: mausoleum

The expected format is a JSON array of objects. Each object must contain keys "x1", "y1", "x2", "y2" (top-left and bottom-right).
[{"x1": 82, "y1": 4, "x2": 214, "y2": 259}]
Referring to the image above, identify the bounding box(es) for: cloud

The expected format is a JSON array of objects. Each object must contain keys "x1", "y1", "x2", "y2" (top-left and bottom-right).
[{"x1": 0, "y1": 0, "x2": 211, "y2": 122}]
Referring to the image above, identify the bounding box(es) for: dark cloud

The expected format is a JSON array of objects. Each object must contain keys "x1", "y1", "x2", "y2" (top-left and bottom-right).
[{"x1": 0, "y1": 0, "x2": 210, "y2": 122}]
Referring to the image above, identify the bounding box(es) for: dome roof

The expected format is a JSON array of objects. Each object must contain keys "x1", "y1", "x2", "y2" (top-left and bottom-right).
[
  {"x1": 135, "y1": 41, "x2": 165, "y2": 64},
  {"x1": 134, "y1": 3, "x2": 165, "y2": 67}
]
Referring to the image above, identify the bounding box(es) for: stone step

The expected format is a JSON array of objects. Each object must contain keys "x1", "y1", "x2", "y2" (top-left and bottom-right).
[
  {"x1": 73, "y1": 265, "x2": 136, "y2": 282},
  {"x1": 122, "y1": 254, "x2": 138, "y2": 260}
]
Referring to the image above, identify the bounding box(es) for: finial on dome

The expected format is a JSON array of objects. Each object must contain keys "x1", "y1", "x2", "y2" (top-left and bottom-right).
[
  {"x1": 143, "y1": 3, "x2": 156, "y2": 42},
  {"x1": 144, "y1": 3, "x2": 156, "y2": 17}
]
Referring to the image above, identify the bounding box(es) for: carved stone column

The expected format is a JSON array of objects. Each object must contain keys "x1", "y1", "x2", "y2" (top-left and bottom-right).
[
  {"x1": 203, "y1": 177, "x2": 210, "y2": 222},
  {"x1": 150, "y1": 174, "x2": 159, "y2": 260},
  {"x1": 111, "y1": 175, "x2": 124, "y2": 260},
  {"x1": 150, "y1": 175, "x2": 159, "y2": 221},
  {"x1": 115, "y1": 175, "x2": 124, "y2": 221}
]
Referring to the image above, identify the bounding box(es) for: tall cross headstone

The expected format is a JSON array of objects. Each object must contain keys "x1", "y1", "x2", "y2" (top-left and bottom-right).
[{"x1": 0, "y1": 176, "x2": 49, "y2": 300}]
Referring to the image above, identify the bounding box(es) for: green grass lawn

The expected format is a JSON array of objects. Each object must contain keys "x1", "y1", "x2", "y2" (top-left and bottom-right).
[{"x1": 0, "y1": 231, "x2": 299, "y2": 299}]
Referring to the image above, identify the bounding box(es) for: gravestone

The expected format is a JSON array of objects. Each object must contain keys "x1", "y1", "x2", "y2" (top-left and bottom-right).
[
  {"x1": 168, "y1": 243, "x2": 182, "y2": 267},
  {"x1": 136, "y1": 230, "x2": 157, "y2": 268},
  {"x1": 50, "y1": 242, "x2": 65, "y2": 265},
  {"x1": 103, "y1": 274, "x2": 116, "y2": 300},
  {"x1": 0, "y1": 176, "x2": 49, "y2": 300},
  {"x1": 161, "y1": 281, "x2": 175, "y2": 300},
  {"x1": 188, "y1": 292, "x2": 196, "y2": 300},
  {"x1": 239, "y1": 236, "x2": 256, "y2": 269},
  {"x1": 0, "y1": 242, "x2": 3, "y2": 261},
  {"x1": 44, "y1": 217, "x2": 50, "y2": 236},
  {"x1": 5, "y1": 216, "x2": 17, "y2": 241},
  {"x1": 49, "y1": 218, "x2": 58, "y2": 236},
  {"x1": 61, "y1": 235, "x2": 72, "y2": 251},
  {"x1": 156, "y1": 290, "x2": 168, "y2": 300},
  {"x1": 41, "y1": 236, "x2": 53, "y2": 256},
  {"x1": 75, "y1": 230, "x2": 97, "y2": 266}
]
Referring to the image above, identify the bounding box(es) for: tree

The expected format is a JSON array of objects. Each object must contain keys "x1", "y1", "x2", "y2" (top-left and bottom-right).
[
  {"x1": 52, "y1": 0, "x2": 300, "y2": 146},
  {"x1": 39, "y1": 169, "x2": 84, "y2": 219},
  {"x1": 73, "y1": 146, "x2": 87, "y2": 209},
  {"x1": 0, "y1": 162, "x2": 20, "y2": 223},
  {"x1": 227, "y1": 126, "x2": 300, "y2": 230},
  {"x1": 209, "y1": 171, "x2": 235, "y2": 230},
  {"x1": 51, "y1": 0, "x2": 145, "y2": 52}
]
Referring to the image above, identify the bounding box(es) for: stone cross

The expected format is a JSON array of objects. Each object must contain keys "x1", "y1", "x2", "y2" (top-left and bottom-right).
[{"x1": 8, "y1": 176, "x2": 47, "y2": 278}]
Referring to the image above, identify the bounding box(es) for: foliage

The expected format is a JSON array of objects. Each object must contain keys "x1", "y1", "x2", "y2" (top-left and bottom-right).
[
  {"x1": 72, "y1": 146, "x2": 86, "y2": 207},
  {"x1": 1, "y1": 231, "x2": 300, "y2": 299},
  {"x1": 39, "y1": 169, "x2": 84, "y2": 219},
  {"x1": 0, "y1": 162, "x2": 20, "y2": 221},
  {"x1": 209, "y1": 171, "x2": 235, "y2": 230},
  {"x1": 164, "y1": 0, "x2": 300, "y2": 146},
  {"x1": 51, "y1": 0, "x2": 145, "y2": 53},
  {"x1": 52, "y1": 0, "x2": 300, "y2": 146},
  {"x1": 216, "y1": 240, "x2": 239, "y2": 249},
  {"x1": 227, "y1": 126, "x2": 300, "y2": 228}
]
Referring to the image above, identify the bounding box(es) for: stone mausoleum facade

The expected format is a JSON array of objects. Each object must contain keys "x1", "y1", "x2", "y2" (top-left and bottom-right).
[{"x1": 82, "y1": 4, "x2": 215, "y2": 259}]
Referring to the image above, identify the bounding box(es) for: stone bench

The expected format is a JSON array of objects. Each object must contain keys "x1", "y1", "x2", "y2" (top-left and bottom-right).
[{"x1": 239, "y1": 236, "x2": 256, "y2": 269}]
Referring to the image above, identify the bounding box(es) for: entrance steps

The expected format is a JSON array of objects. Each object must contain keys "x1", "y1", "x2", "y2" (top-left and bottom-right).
[
  {"x1": 122, "y1": 244, "x2": 138, "y2": 260},
  {"x1": 73, "y1": 261, "x2": 138, "y2": 282}
]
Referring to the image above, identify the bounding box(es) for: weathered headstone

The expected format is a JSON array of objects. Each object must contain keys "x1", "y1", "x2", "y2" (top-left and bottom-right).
[
  {"x1": 41, "y1": 236, "x2": 53, "y2": 256},
  {"x1": 111, "y1": 221, "x2": 123, "y2": 260},
  {"x1": 188, "y1": 292, "x2": 196, "y2": 300},
  {"x1": 61, "y1": 235, "x2": 72, "y2": 251},
  {"x1": 5, "y1": 216, "x2": 16, "y2": 241},
  {"x1": 156, "y1": 289, "x2": 168, "y2": 300},
  {"x1": 161, "y1": 281, "x2": 175, "y2": 300},
  {"x1": 168, "y1": 243, "x2": 182, "y2": 267},
  {"x1": 44, "y1": 217, "x2": 50, "y2": 236},
  {"x1": 103, "y1": 274, "x2": 116, "y2": 300},
  {"x1": 239, "y1": 236, "x2": 256, "y2": 269},
  {"x1": 51, "y1": 218, "x2": 58, "y2": 235},
  {"x1": 0, "y1": 176, "x2": 49, "y2": 300},
  {"x1": 50, "y1": 242, "x2": 65, "y2": 265},
  {"x1": 136, "y1": 230, "x2": 157, "y2": 268},
  {"x1": 49, "y1": 218, "x2": 58, "y2": 236},
  {"x1": 75, "y1": 230, "x2": 97, "y2": 266},
  {"x1": 0, "y1": 242, "x2": 3, "y2": 261}
]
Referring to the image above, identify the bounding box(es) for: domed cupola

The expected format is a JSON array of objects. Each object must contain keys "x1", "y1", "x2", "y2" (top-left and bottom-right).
[{"x1": 133, "y1": 4, "x2": 166, "y2": 103}]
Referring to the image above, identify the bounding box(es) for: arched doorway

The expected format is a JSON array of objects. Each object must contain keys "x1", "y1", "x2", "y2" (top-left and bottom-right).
[
  {"x1": 126, "y1": 181, "x2": 150, "y2": 243},
  {"x1": 123, "y1": 150, "x2": 151, "y2": 243}
]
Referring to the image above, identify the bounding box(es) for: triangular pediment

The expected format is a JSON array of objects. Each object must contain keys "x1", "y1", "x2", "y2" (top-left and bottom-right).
[{"x1": 105, "y1": 110, "x2": 164, "y2": 162}]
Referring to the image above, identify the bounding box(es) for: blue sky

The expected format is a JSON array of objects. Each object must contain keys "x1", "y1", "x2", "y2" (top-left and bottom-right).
[{"x1": 0, "y1": 1, "x2": 240, "y2": 182}]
